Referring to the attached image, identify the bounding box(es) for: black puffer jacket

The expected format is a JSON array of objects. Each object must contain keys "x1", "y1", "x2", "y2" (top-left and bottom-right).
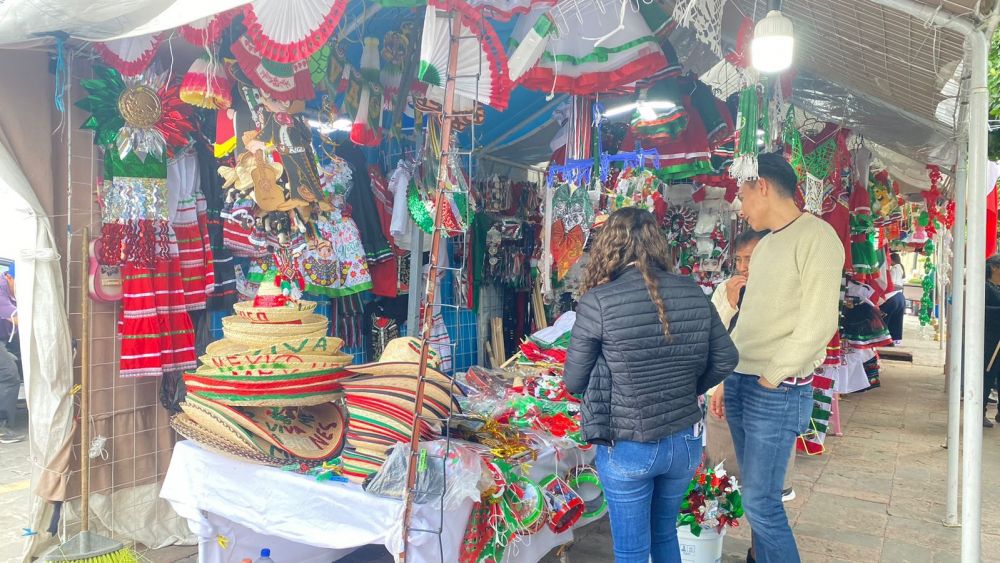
[{"x1": 564, "y1": 267, "x2": 738, "y2": 445}]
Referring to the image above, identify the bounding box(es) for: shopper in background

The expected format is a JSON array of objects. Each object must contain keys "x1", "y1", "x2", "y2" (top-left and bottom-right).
[
  {"x1": 983, "y1": 255, "x2": 1000, "y2": 428},
  {"x1": 709, "y1": 153, "x2": 844, "y2": 563},
  {"x1": 879, "y1": 252, "x2": 907, "y2": 344},
  {"x1": 565, "y1": 207, "x2": 738, "y2": 563}
]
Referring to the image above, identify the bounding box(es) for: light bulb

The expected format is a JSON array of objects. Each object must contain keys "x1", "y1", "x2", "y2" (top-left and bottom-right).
[{"x1": 751, "y1": 10, "x2": 794, "y2": 73}]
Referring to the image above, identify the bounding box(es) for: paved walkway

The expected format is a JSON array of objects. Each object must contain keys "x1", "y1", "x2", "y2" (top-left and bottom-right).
[{"x1": 3, "y1": 317, "x2": 994, "y2": 563}]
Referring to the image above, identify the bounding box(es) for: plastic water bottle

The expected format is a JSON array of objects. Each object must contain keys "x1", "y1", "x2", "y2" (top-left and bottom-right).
[{"x1": 254, "y1": 548, "x2": 275, "y2": 563}]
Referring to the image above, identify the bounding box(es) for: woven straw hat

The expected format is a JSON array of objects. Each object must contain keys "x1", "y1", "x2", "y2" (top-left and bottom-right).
[
  {"x1": 349, "y1": 338, "x2": 441, "y2": 368},
  {"x1": 345, "y1": 361, "x2": 452, "y2": 382},
  {"x1": 204, "y1": 335, "x2": 345, "y2": 358},
  {"x1": 171, "y1": 413, "x2": 326, "y2": 467},
  {"x1": 223, "y1": 313, "x2": 329, "y2": 336},
  {"x1": 341, "y1": 375, "x2": 462, "y2": 417},
  {"x1": 184, "y1": 393, "x2": 347, "y2": 461},
  {"x1": 184, "y1": 379, "x2": 345, "y2": 407},
  {"x1": 233, "y1": 299, "x2": 318, "y2": 324},
  {"x1": 198, "y1": 352, "x2": 354, "y2": 372}
]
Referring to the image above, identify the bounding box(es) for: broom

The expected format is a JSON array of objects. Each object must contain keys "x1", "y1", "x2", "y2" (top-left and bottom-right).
[{"x1": 42, "y1": 228, "x2": 136, "y2": 562}]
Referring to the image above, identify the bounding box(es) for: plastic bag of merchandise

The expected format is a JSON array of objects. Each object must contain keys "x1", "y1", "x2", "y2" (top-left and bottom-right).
[
  {"x1": 455, "y1": 366, "x2": 514, "y2": 417},
  {"x1": 363, "y1": 440, "x2": 483, "y2": 511}
]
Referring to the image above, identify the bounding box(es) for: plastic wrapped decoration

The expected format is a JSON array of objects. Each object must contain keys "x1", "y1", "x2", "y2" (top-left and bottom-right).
[
  {"x1": 677, "y1": 463, "x2": 744, "y2": 537},
  {"x1": 919, "y1": 240, "x2": 936, "y2": 326},
  {"x1": 539, "y1": 474, "x2": 585, "y2": 533}
]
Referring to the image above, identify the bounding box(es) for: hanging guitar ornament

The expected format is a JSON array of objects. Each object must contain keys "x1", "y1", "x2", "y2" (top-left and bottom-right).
[
  {"x1": 419, "y1": 0, "x2": 511, "y2": 110},
  {"x1": 242, "y1": 0, "x2": 348, "y2": 64},
  {"x1": 178, "y1": 9, "x2": 239, "y2": 47},
  {"x1": 93, "y1": 32, "x2": 163, "y2": 76}
]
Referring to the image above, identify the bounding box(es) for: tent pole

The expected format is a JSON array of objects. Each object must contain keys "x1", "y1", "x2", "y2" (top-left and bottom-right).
[
  {"x1": 959, "y1": 27, "x2": 989, "y2": 562},
  {"x1": 945, "y1": 139, "x2": 967, "y2": 528}
]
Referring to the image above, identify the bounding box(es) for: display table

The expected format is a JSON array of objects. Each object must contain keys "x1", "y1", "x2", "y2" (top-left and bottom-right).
[{"x1": 162, "y1": 439, "x2": 597, "y2": 562}]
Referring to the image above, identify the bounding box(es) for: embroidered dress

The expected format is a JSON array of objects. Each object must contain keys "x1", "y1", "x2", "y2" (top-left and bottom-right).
[
  {"x1": 195, "y1": 128, "x2": 238, "y2": 310},
  {"x1": 168, "y1": 151, "x2": 213, "y2": 311},
  {"x1": 300, "y1": 160, "x2": 373, "y2": 297}
]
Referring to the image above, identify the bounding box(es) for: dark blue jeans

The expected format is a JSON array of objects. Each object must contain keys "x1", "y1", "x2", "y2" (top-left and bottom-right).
[
  {"x1": 724, "y1": 373, "x2": 813, "y2": 563},
  {"x1": 595, "y1": 429, "x2": 702, "y2": 563}
]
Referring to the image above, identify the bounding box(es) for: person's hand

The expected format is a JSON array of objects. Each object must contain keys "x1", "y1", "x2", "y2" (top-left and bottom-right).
[
  {"x1": 709, "y1": 384, "x2": 726, "y2": 419},
  {"x1": 757, "y1": 377, "x2": 779, "y2": 389},
  {"x1": 726, "y1": 275, "x2": 747, "y2": 309}
]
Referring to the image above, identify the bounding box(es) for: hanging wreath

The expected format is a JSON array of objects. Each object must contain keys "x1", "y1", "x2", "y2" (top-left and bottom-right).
[
  {"x1": 76, "y1": 65, "x2": 194, "y2": 160},
  {"x1": 408, "y1": 180, "x2": 473, "y2": 236}
]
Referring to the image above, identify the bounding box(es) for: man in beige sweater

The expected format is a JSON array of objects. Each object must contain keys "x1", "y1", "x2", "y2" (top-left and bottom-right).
[{"x1": 709, "y1": 153, "x2": 844, "y2": 563}]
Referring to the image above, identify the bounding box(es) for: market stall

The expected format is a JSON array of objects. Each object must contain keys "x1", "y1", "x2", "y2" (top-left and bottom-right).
[{"x1": 1, "y1": 0, "x2": 993, "y2": 561}]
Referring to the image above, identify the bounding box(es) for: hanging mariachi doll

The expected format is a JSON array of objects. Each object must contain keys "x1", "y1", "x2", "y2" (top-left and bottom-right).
[{"x1": 76, "y1": 65, "x2": 198, "y2": 378}]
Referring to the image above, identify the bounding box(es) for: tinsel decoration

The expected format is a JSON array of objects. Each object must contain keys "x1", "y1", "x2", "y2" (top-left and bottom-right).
[
  {"x1": 677, "y1": 463, "x2": 744, "y2": 537},
  {"x1": 729, "y1": 86, "x2": 760, "y2": 183},
  {"x1": 76, "y1": 65, "x2": 194, "y2": 161},
  {"x1": 407, "y1": 180, "x2": 473, "y2": 236},
  {"x1": 919, "y1": 239, "x2": 936, "y2": 326}
]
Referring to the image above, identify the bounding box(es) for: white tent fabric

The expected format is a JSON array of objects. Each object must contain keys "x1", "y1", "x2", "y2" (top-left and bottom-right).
[
  {"x1": 0, "y1": 143, "x2": 74, "y2": 563},
  {"x1": 0, "y1": 0, "x2": 249, "y2": 45}
]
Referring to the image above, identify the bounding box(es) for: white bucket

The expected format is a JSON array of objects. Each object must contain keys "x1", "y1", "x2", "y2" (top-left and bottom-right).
[{"x1": 676, "y1": 526, "x2": 726, "y2": 563}]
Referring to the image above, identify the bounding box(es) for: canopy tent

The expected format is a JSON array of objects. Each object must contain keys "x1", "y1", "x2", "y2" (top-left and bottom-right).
[{"x1": 0, "y1": 0, "x2": 994, "y2": 560}]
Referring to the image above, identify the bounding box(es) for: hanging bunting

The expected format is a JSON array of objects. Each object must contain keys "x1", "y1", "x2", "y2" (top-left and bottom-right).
[
  {"x1": 93, "y1": 32, "x2": 164, "y2": 76},
  {"x1": 230, "y1": 34, "x2": 316, "y2": 102},
  {"x1": 419, "y1": 0, "x2": 511, "y2": 110},
  {"x1": 242, "y1": 0, "x2": 348, "y2": 64},
  {"x1": 729, "y1": 86, "x2": 760, "y2": 183},
  {"x1": 181, "y1": 54, "x2": 232, "y2": 110},
  {"x1": 351, "y1": 38, "x2": 383, "y2": 147},
  {"x1": 178, "y1": 9, "x2": 239, "y2": 47}
]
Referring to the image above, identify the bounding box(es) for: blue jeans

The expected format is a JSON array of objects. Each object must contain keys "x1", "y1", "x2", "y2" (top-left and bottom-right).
[
  {"x1": 595, "y1": 429, "x2": 702, "y2": 563},
  {"x1": 724, "y1": 373, "x2": 813, "y2": 563}
]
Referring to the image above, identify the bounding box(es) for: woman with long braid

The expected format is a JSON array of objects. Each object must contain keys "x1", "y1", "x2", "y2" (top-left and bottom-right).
[{"x1": 565, "y1": 207, "x2": 738, "y2": 563}]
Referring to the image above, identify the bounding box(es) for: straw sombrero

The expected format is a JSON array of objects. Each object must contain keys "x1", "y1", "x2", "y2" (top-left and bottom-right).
[
  {"x1": 170, "y1": 413, "x2": 326, "y2": 467},
  {"x1": 341, "y1": 448, "x2": 387, "y2": 483},
  {"x1": 223, "y1": 313, "x2": 329, "y2": 334},
  {"x1": 204, "y1": 335, "x2": 345, "y2": 358},
  {"x1": 184, "y1": 393, "x2": 347, "y2": 460},
  {"x1": 194, "y1": 357, "x2": 354, "y2": 375},
  {"x1": 346, "y1": 338, "x2": 442, "y2": 372},
  {"x1": 232, "y1": 280, "x2": 319, "y2": 323},
  {"x1": 184, "y1": 380, "x2": 345, "y2": 407},
  {"x1": 341, "y1": 376, "x2": 463, "y2": 418}
]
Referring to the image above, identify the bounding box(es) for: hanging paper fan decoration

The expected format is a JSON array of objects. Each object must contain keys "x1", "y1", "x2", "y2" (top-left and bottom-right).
[
  {"x1": 242, "y1": 0, "x2": 348, "y2": 64},
  {"x1": 230, "y1": 34, "x2": 316, "y2": 102},
  {"x1": 181, "y1": 54, "x2": 232, "y2": 110},
  {"x1": 178, "y1": 9, "x2": 239, "y2": 47},
  {"x1": 76, "y1": 65, "x2": 194, "y2": 161},
  {"x1": 93, "y1": 32, "x2": 163, "y2": 76},
  {"x1": 462, "y1": 0, "x2": 558, "y2": 21},
  {"x1": 509, "y1": 0, "x2": 668, "y2": 95},
  {"x1": 418, "y1": 0, "x2": 511, "y2": 111}
]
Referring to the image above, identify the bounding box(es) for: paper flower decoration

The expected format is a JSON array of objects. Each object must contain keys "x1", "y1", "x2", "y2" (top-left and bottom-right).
[{"x1": 76, "y1": 65, "x2": 194, "y2": 161}]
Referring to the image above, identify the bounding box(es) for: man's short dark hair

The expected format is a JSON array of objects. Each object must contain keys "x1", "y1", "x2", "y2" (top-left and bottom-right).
[
  {"x1": 733, "y1": 229, "x2": 770, "y2": 251},
  {"x1": 756, "y1": 151, "x2": 799, "y2": 199},
  {"x1": 987, "y1": 254, "x2": 1000, "y2": 277}
]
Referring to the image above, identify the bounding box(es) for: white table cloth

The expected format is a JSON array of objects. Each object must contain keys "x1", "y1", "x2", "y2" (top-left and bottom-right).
[{"x1": 162, "y1": 439, "x2": 597, "y2": 562}]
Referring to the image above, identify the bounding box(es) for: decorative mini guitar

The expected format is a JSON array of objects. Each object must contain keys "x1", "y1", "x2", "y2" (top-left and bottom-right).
[{"x1": 88, "y1": 238, "x2": 122, "y2": 302}]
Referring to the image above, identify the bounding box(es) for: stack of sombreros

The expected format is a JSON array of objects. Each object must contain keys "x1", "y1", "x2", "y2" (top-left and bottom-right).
[
  {"x1": 338, "y1": 337, "x2": 465, "y2": 483},
  {"x1": 171, "y1": 276, "x2": 352, "y2": 465}
]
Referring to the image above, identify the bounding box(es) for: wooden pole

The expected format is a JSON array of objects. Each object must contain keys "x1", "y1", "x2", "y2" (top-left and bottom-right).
[
  {"x1": 79, "y1": 228, "x2": 90, "y2": 534},
  {"x1": 399, "y1": 11, "x2": 463, "y2": 561}
]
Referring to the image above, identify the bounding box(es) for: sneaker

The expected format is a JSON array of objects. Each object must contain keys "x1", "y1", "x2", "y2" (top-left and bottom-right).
[
  {"x1": 781, "y1": 488, "x2": 796, "y2": 503},
  {"x1": 746, "y1": 548, "x2": 756, "y2": 563},
  {"x1": 985, "y1": 417, "x2": 995, "y2": 428}
]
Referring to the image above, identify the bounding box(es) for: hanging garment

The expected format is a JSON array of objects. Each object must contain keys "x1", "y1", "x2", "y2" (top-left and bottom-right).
[
  {"x1": 195, "y1": 119, "x2": 239, "y2": 310},
  {"x1": 337, "y1": 143, "x2": 393, "y2": 263},
  {"x1": 168, "y1": 150, "x2": 212, "y2": 311}
]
